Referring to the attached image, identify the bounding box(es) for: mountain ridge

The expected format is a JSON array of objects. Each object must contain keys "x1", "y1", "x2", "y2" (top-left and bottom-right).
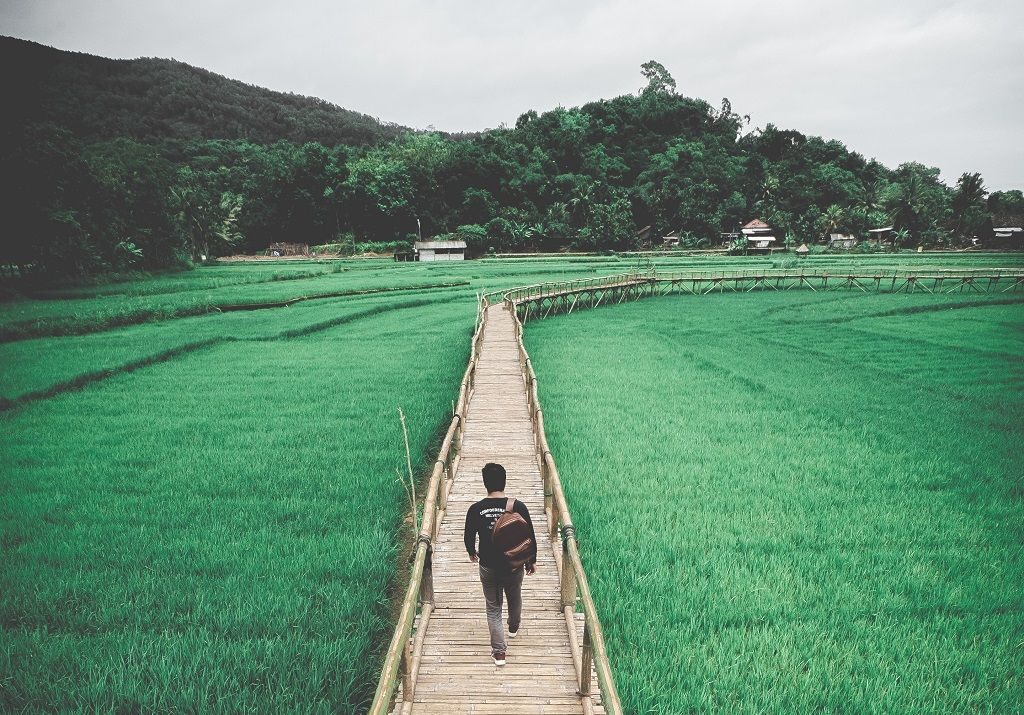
[{"x1": 1, "y1": 36, "x2": 409, "y2": 146}]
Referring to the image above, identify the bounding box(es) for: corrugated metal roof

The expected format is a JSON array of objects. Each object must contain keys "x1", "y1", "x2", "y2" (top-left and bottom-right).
[
  {"x1": 414, "y1": 240, "x2": 468, "y2": 250},
  {"x1": 742, "y1": 219, "x2": 770, "y2": 229}
]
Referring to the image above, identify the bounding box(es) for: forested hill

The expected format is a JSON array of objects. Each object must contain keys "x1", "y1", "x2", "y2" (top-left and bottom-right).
[
  {"x1": 3, "y1": 44, "x2": 1021, "y2": 281},
  {"x1": 0, "y1": 36, "x2": 406, "y2": 146}
]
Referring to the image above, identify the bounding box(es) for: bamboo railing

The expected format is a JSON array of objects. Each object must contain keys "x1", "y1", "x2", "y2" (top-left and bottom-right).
[
  {"x1": 503, "y1": 294, "x2": 625, "y2": 715},
  {"x1": 487, "y1": 270, "x2": 649, "y2": 306},
  {"x1": 368, "y1": 295, "x2": 490, "y2": 715}
]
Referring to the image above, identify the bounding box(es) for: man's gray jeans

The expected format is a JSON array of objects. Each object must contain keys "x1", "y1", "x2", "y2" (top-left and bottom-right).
[{"x1": 478, "y1": 564, "x2": 524, "y2": 656}]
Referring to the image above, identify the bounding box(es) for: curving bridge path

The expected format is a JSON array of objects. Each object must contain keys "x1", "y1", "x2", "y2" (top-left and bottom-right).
[{"x1": 390, "y1": 305, "x2": 605, "y2": 714}]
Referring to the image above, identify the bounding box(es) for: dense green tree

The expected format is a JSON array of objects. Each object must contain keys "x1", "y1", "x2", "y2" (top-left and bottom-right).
[
  {"x1": 952, "y1": 172, "x2": 988, "y2": 239},
  {"x1": 168, "y1": 168, "x2": 244, "y2": 261},
  {"x1": 5, "y1": 52, "x2": 1019, "y2": 281}
]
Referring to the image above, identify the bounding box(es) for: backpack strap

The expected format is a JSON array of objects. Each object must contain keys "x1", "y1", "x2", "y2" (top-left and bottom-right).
[{"x1": 505, "y1": 498, "x2": 515, "y2": 513}]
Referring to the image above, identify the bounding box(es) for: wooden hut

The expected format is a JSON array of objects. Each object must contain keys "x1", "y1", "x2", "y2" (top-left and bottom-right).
[
  {"x1": 867, "y1": 226, "x2": 895, "y2": 246},
  {"x1": 741, "y1": 219, "x2": 776, "y2": 252},
  {"x1": 829, "y1": 233, "x2": 857, "y2": 250},
  {"x1": 991, "y1": 227, "x2": 1023, "y2": 248},
  {"x1": 795, "y1": 243, "x2": 810, "y2": 258},
  {"x1": 414, "y1": 240, "x2": 467, "y2": 261}
]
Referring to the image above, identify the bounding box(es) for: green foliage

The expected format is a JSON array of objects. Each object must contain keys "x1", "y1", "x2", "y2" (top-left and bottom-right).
[
  {"x1": 640, "y1": 60, "x2": 677, "y2": 95},
  {"x1": 168, "y1": 169, "x2": 245, "y2": 261},
  {"x1": 4, "y1": 42, "x2": 1017, "y2": 283}
]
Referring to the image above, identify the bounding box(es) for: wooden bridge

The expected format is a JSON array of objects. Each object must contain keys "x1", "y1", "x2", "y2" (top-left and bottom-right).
[
  {"x1": 370, "y1": 265, "x2": 1023, "y2": 714},
  {"x1": 506, "y1": 268, "x2": 1024, "y2": 324},
  {"x1": 370, "y1": 301, "x2": 620, "y2": 715}
]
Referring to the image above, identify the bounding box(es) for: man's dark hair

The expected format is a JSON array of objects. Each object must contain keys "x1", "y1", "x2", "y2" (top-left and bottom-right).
[{"x1": 482, "y1": 463, "x2": 506, "y2": 493}]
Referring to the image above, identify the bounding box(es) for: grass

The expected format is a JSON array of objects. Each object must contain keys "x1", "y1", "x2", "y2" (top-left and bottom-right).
[
  {"x1": 0, "y1": 286, "x2": 469, "y2": 403},
  {"x1": 1, "y1": 254, "x2": 1021, "y2": 712},
  {"x1": 1, "y1": 299, "x2": 474, "y2": 712},
  {"x1": 525, "y1": 289, "x2": 1024, "y2": 714},
  {"x1": 5, "y1": 252, "x2": 1020, "y2": 341}
]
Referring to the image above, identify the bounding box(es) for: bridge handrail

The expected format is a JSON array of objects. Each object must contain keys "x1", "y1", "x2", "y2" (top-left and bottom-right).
[
  {"x1": 506, "y1": 294, "x2": 625, "y2": 715},
  {"x1": 369, "y1": 294, "x2": 490, "y2": 715},
  {"x1": 490, "y1": 270, "x2": 651, "y2": 306}
]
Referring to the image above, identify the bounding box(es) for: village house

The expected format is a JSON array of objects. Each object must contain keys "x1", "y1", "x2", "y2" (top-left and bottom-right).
[
  {"x1": 991, "y1": 227, "x2": 1023, "y2": 249},
  {"x1": 829, "y1": 233, "x2": 857, "y2": 250},
  {"x1": 414, "y1": 240, "x2": 467, "y2": 261},
  {"x1": 867, "y1": 226, "x2": 896, "y2": 246},
  {"x1": 741, "y1": 219, "x2": 776, "y2": 252}
]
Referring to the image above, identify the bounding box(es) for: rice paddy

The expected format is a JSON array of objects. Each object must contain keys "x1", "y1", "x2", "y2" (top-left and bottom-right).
[
  {"x1": 2, "y1": 253, "x2": 1022, "y2": 712},
  {"x1": 525, "y1": 288, "x2": 1024, "y2": 713}
]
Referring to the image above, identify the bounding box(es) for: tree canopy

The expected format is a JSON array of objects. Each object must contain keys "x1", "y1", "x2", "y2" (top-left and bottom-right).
[{"x1": 2, "y1": 43, "x2": 1018, "y2": 280}]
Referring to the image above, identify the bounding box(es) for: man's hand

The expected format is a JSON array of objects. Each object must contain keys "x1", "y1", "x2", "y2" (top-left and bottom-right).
[
  {"x1": 525, "y1": 563, "x2": 536, "y2": 576},
  {"x1": 469, "y1": 553, "x2": 479, "y2": 563}
]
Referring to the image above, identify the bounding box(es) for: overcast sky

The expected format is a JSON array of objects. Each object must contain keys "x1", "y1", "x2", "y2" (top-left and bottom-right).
[{"x1": 3, "y1": 0, "x2": 1022, "y2": 189}]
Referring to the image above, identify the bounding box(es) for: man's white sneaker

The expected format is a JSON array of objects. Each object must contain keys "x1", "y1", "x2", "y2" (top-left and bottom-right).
[
  {"x1": 508, "y1": 627, "x2": 519, "y2": 639},
  {"x1": 492, "y1": 651, "x2": 506, "y2": 666}
]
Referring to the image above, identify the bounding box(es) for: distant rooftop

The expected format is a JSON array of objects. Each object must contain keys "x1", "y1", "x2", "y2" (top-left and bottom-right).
[{"x1": 414, "y1": 240, "x2": 467, "y2": 250}]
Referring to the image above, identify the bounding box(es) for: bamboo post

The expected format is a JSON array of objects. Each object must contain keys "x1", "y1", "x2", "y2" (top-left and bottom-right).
[
  {"x1": 580, "y1": 620, "x2": 594, "y2": 697},
  {"x1": 420, "y1": 561, "x2": 434, "y2": 606},
  {"x1": 560, "y1": 535, "x2": 577, "y2": 609},
  {"x1": 401, "y1": 638, "x2": 413, "y2": 702}
]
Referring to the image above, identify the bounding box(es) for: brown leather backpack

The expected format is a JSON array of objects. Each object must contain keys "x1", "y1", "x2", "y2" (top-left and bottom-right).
[{"x1": 491, "y1": 498, "x2": 534, "y2": 569}]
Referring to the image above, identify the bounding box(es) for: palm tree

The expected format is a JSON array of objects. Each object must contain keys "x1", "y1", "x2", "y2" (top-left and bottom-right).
[
  {"x1": 885, "y1": 172, "x2": 925, "y2": 237},
  {"x1": 857, "y1": 179, "x2": 885, "y2": 213},
  {"x1": 822, "y1": 204, "x2": 845, "y2": 240},
  {"x1": 952, "y1": 172, "x2": 987, "y2": 237}
]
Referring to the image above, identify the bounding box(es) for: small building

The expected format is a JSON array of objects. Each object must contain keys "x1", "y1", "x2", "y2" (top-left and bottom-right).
[
  {"x1": 795, "y1": 243, "x2": 810, "y2": 258},
  {"x1": 662, "y1": 232, "x2": 679, "y2": 248},
  {"x1": 636, "y1": 225, "x2": 653, "y2": 246},
  {"x1": 867, "y1": 226, "x2": 895, "y2": 245},
  {"x1": 719, "y1": 231, "x2": 740, "y2": 246},
  {"x1": 265, "y1": 242, "x2": 309, "y2": 257},
  {"x1": 414, "y1": 240, "x2": 467, "y2": 261},
  {"x1": 741, "y1": 219, "x2": 776, "y2": 251},
  {"x1": 829, "y1": 233, "x2": 857, "y2": 250},
  {"x1": 991, "y1": 227, "x2": 1023, "y2": 249},
  {"x1": 394, "y1": 249, "x2": 416, "y2": 262}
]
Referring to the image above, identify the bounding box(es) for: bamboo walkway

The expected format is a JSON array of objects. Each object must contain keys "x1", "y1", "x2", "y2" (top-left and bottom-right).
[{"x1": 392, "y1": 305, "x2": 604, "y2": 714}]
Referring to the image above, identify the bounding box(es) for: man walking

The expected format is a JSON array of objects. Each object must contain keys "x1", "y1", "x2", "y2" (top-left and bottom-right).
[{"x1": 464, "y1": 462, "x2": 537, "y2": 666}]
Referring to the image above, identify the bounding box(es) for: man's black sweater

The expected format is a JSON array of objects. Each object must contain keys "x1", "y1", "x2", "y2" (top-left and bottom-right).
[{"x1": 464, "y1": 497, "x2": 538, "y2": 572}]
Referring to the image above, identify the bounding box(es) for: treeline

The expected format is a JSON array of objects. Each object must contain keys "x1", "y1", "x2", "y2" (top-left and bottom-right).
[{"x1": 2, "y1": 47, "x2": 1022, "y2": 278}]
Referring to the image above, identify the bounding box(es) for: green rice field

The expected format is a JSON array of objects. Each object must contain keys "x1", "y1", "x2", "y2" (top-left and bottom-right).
[
  {"x1": 525, "y1": 288, "x2": 1024, "y2": 713},
  {"x1": 2, "y1": 253, "x2": 1022, "y2": 712}
]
